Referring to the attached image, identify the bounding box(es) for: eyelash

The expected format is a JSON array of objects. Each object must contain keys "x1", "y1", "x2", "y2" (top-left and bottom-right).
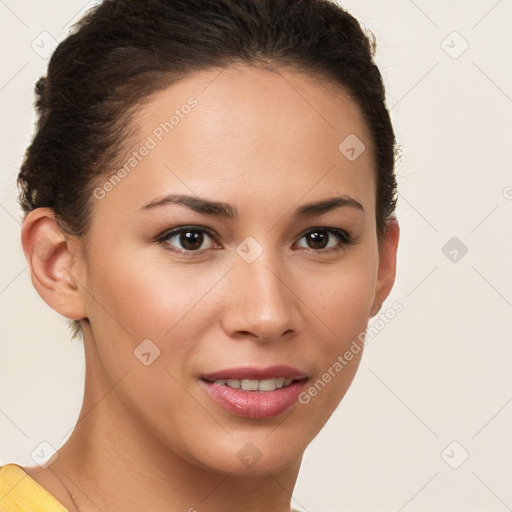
[{"x1": 156, "y1": 225, "x2": 356, "y2": 256}]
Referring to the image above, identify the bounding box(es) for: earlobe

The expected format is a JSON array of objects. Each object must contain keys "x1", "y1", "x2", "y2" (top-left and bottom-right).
[
  {"x1": 370, "y1": 302, "x2": 382, "y2": 317},
  {"x1": 21, "y1": 208, "x2": 87, "y2": 321},
  {"x1": 371, "y1": 219, "x2": 400, "y2": 316}
]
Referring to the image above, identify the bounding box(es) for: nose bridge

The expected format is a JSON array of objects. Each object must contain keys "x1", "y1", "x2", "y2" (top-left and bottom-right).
[{"x1": 222, "y1": 247, "x2": 298, "y2": 340}]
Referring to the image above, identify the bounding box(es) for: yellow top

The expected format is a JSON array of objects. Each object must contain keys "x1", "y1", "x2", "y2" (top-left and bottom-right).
[
  {"x1": 0, "y1": 463, "x2": 69, "y2": 512},
  {"x1": 0, "y1": 463, "x2": 303, "y2": 512}
]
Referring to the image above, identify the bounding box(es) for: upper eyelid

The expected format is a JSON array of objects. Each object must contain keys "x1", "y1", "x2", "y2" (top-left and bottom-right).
[
  {"x1": 158, "y1": 225, "x2": 353, "y2": 251},
  {"x1": 295, "y1": 227, "x2": 353, "y2": 248},
  {"x1": 157, "y1": 226, "x2": 218, "y2": 255},
  {"x1": 159, "y1": 225, "x2": 350, "y2": 238},
  {"x1": 159, "y1": 225, "x2": 217, "y2": 240},
  {"x1": 296, "y1": 226, "x2": 352, "y2": 241}
]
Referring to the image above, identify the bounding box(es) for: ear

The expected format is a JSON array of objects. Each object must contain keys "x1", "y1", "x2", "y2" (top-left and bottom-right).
[
  {"x1": 21, "y1": 208, "x2": 88, "y2": 321},
  {"x1": 370, "y1": 218, "x2": 400, "y2": 317}
]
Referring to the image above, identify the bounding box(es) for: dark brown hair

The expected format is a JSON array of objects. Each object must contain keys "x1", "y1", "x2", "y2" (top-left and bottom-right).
[{"x1": 18, "y1": 0, "x2": 398, "y2": 333}]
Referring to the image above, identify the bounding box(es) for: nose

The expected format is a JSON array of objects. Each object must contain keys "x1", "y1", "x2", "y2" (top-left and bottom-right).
[{"x1": 220, "y1": 253, "x2": 302, "y2": 343}]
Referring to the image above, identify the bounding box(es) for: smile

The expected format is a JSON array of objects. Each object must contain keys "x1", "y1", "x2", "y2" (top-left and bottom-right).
[
  {"x1": 211, "y1": 377, "x2": 295, "y2": 391},
  {"x1": 200, "y1": 366, "x2": 309, "y2": 419}
]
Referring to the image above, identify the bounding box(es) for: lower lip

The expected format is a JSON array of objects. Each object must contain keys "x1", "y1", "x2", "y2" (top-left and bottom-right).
[{"x1": 201, "y1": 380, "x2": 306, "y2": 419}]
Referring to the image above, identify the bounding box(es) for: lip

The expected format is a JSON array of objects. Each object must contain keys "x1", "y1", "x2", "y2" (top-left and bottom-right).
[
  {"x1": 202, "y1": 365, "x2": 308, "y2": 382},
  {"x1": 200, "y1": 366, "x2": 308, "y2": 419}
]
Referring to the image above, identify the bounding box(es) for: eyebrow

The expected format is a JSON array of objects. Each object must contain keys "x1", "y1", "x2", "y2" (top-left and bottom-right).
[
  {"x1": 140, "y1": 194, "x2": 236, "y2": 217},
  {"x1": 140, "y1": 193, "x2": 364, "y2": 218}
]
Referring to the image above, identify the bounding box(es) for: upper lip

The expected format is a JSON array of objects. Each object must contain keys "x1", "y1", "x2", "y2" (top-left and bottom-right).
[{"x1": 202, "y1": 365, "x2": 308, "y2": 382}]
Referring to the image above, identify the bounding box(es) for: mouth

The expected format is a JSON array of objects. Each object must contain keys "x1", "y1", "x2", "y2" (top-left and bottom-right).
[
  {"x1": 203, "y1": 376, "x2": 299, "y2": 391},
  {"x1": 200, "y1": 366, "x2": 309, "y2": 419}
]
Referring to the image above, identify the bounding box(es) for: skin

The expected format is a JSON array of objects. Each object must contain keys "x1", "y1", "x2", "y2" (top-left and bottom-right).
[{"x1": 20, "y1": 64, "x2": 399, "y2": 512}]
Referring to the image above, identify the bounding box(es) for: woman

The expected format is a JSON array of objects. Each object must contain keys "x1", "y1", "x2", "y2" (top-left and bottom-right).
[{"x1": 0, "y1": 0, "x2": 399, "y2": 510}]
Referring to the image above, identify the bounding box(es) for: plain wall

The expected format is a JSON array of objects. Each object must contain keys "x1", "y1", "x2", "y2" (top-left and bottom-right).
[{"x1": 1, "y1": 1, "x2": 511, "y2": 510}]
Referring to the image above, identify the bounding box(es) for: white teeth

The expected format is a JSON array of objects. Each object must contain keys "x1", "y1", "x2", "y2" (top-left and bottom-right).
[
  {"x1": 213, "y1": 377, "x2": 295, "y2": 391},
  {"x1": 258, "y1": 378, "x2": 277, "y2": 391},
  {"x1": 241, "y1": 379, "x2": 259, "y2": 391}
]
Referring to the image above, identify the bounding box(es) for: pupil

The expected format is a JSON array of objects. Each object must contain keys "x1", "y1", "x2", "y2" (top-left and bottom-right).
[
  {"x1": 308, "y1": 231, "x2": 327, "y2": 249},
  {"x1": 181, "y1": 231, "x2": 203, "y2": 250}
]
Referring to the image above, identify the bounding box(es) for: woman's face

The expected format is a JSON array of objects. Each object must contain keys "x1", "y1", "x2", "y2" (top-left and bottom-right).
[{"x1": 76, "y1": 64, "x2": 397, "y2": 474}]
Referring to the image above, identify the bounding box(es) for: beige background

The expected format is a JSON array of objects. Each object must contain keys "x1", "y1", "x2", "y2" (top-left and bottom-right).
[{"x1": 1, "y1": 1, "x2": 511, "y2": 510}]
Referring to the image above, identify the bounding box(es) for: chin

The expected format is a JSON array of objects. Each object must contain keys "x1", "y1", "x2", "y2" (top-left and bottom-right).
[{"x1": 188, "y1": 433, "x2": 306, "y2": 477}]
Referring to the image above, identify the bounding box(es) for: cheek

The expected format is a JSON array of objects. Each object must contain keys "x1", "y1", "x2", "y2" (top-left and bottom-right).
[
  {"x1": 307, "y1": 254, "x2": 378, "y2": 339},
  {"x1": 85, "y1": 246, "x2": 222, "y2": 337},
  {"x1": 82, "y1": 246, "x2": 232, "y2": 391},
  {"x1": 298, "y1": 250, "x2": 378, "y2": 401}
]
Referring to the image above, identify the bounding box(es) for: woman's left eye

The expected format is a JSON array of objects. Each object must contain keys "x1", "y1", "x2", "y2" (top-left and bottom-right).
[
  {"x1": 158, "y1": 227, "x2": 217, "y2": 252},
  {"x1": 294, "y1": 228, "x2": 353, "y2": 251}
]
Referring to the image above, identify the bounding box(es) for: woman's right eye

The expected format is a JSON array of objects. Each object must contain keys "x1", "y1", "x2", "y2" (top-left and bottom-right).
[{"x1": 158, "y1": 227, "x2": 218, "y2": 253}]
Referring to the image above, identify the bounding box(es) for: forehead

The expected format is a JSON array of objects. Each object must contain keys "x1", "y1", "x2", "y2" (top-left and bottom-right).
[
  {"x1": 141, "y1": 63, "x2": 371, "y2": 154},
  {"x1": 93, "y1": 64, "x2": 376, "y2": 220}
]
